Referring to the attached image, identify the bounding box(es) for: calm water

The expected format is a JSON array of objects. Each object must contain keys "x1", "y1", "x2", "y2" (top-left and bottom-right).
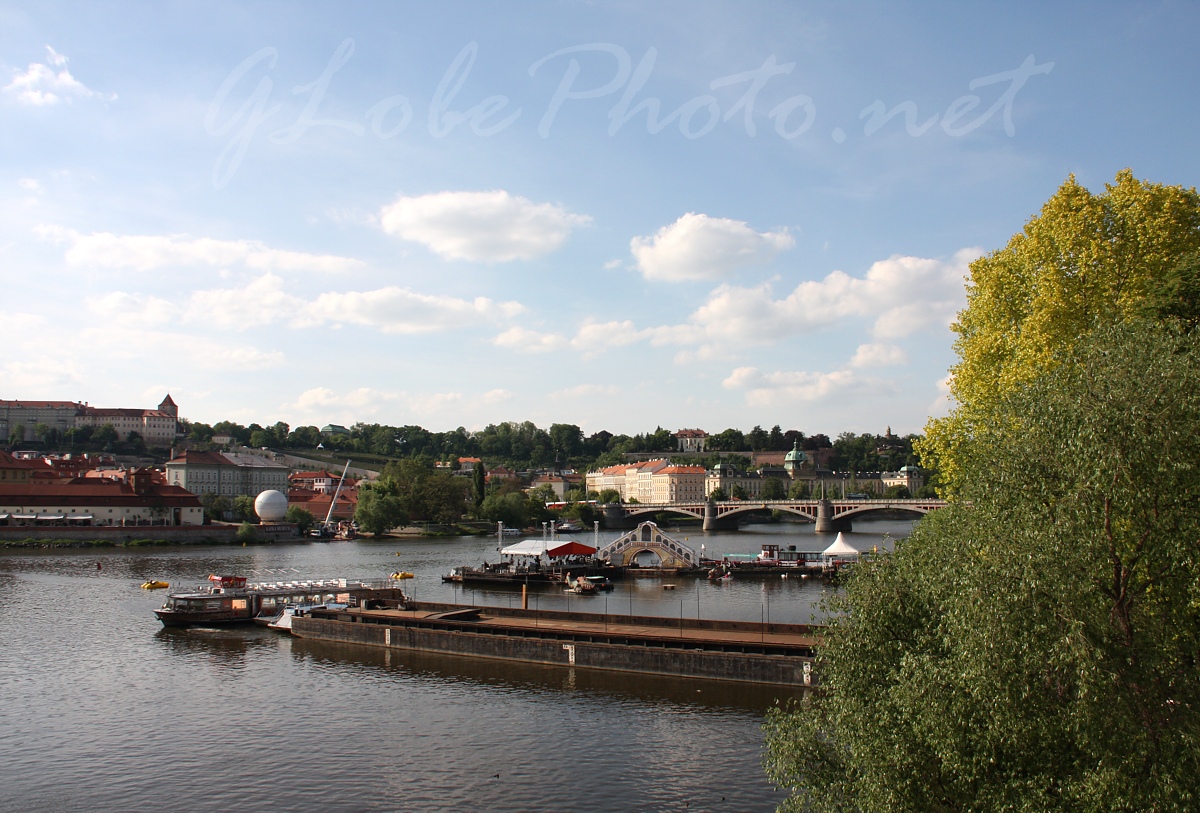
[{"x1": 0, "y1": 520, "x2": 910, "y2": 813}]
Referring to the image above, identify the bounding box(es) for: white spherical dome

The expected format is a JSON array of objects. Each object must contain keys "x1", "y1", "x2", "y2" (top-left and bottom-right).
[{"x1": 254, "y1": 489, "x2": 288, "y2": 522}]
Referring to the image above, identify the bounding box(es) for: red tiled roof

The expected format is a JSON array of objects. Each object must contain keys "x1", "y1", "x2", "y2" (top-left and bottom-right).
[
  {"x1": 0, "y1": 400, "x2": 84, "y2": 409},
  {"x1": 0, "y1": 449, "x2": 41, "y2": 470},
  {"x1": 168, "y1": 450, "x2": 230, "y2": 466},
  {"x1": 0, "y1": 482, "x2": 201, "y2": 507}
]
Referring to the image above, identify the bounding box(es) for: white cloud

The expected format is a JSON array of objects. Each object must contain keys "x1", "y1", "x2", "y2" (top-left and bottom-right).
[
  {"x1": 301, "y1": 287, "x2": 525, "y2": 334},
  {"x1": 481, "y1": 389, "x2": 513, "y2": 404},
  {"x1": 379, "y1": 190, "x2": 590, "y2": 261},
  {"x1": 43, "y1": 227, "x2": 363, "y2": 274},
  {"x1": 18, "y1": 178, "x2": 41, "y2": 192},
  {"x1": 630, "y1": 212, "x2": 793, "y2": 282},
  {"x1": 4, "y1": 46, "x2": 115, "y2": 105},
  {"x1": 492, "y1": 326, "x2": 568, "y2": 353},
  {"x1": 550, "y1": 383, "x2": 622, "y2": 400},
  {"x1": 722, "y1": 366, "x2": 897, "y2": 406},
  {"x1": 571, "y1": 320, "x2": 653, "y2": 351},
  {"x1": 663, "y1": 248, "x2": 978, "y2": 354},
  {"x1": 88, "y1": 291, "x2": 178, "y2": 326},
  {"x1": 293, "y1": 386, "x2": 401, "y2": 413},
  {"x1": 493, "y1": 320, "x2": 666, "y2": 358},
  {"x1": 850, "y1": 343, "x2": 908, "y2": 368},
  {"x1": 185, "y1": 274, "x2": 307, "y2": 330},
  {"x1": 66, "y1": 324, "x2": 283, "y2": 372}
]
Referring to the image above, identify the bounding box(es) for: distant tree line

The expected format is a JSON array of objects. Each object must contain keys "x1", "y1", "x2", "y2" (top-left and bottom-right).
[{"x1": 178, "y1": 418, "x2": 917, "y2": 475}]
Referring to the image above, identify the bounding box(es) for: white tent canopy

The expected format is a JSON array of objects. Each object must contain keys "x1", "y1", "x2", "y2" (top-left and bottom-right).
[
  {"x1": 500, "y1": 538, "x2": 549, "y2": 557},
  {"x1": 821, "y1": 532, "x2": 860, "y2": 558}
]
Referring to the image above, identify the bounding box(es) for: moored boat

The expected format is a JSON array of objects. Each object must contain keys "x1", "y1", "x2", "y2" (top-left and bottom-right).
[
  {"x1": 154, "y1": 575, "x2": 408, "y2": 627},
  {"x1": 263, "y1": 602, "x2": 348, "y2": 631}
]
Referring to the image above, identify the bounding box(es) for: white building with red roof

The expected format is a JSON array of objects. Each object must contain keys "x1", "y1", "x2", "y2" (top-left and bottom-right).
[
  {"x1": 0, "y1": 394, "x2": 181, "y2": 446},
  {"x1": 673, "y1": 429, "x2": 708, "y2": 453},
  {"x1": 0, "y1": 468, "x2": 204, "y2": 527}
]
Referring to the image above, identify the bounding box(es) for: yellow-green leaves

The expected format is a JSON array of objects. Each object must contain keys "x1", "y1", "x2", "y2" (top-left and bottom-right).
[{"x1": 924, "y1": 170, "x2": 1200, "y2": 494}]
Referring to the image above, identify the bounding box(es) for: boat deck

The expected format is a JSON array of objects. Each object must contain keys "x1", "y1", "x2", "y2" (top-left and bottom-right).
[
  {"x1": 295, "y1": 601, "x2": 820, "y2": 684},
  {"x1": 344, "y1": 606, "x2": 819, "y2": 651}
]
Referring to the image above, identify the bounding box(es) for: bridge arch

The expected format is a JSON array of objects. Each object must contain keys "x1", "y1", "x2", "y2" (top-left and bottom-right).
[{"x1": 597, "y1": 521, "x2": 698, "y2": 568}]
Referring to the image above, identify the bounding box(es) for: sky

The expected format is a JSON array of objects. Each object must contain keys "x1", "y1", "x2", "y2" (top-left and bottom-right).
[{"x1": 3, "y1": 1, "x2": 1199, "y2": 439}]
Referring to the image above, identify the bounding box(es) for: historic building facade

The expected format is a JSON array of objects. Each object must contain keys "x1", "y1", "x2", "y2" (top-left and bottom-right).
[
  {"x1": 1, "y1": 394, "x2": 180, "y2": 447},
  {"x1": 165, "y1": 450, "x2": 289, "y2": 498},
  {"x1": 0, "y1": 469, "x2": 204, "y2": 527}
]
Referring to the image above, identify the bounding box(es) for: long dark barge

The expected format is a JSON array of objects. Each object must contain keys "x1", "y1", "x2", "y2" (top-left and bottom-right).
[{"x1": 291, "y1": 599, "x2": 819, "y2": 686}]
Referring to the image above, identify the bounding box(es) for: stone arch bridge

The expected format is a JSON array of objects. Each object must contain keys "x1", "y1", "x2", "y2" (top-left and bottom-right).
[
  {"x1": 597, "y1": 521, "x2": 698, "y2": 568},
  {"x1": 601, "y1": 498, "x2": 947, "y2": 533}
]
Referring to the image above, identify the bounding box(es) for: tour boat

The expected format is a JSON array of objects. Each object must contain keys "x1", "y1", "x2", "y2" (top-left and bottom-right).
[{"x1": 153, "y1": 575, "x2": 407, "y2": 627}]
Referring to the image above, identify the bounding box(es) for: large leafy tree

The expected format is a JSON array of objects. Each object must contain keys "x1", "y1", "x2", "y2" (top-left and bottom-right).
[
  {"x1": 921, "y1": 170, "x2": 1200, "y2": 491},
  {"x1": 765, "y1": 321, "x2": 1200, "y2": 812},
  {"x1": 354, "y1": 480, "x2": 408, "y2": 536}
]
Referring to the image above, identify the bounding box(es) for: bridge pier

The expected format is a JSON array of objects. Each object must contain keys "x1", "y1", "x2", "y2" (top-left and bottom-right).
[
  {"x1": 601, "y1": 504, "x2": 636, "y2": 530},
  {"x1": 702, "y1": 501, "x2": 739, "y2": 531},
  {"x1": 814, "y1": 499, "x2": 852, "y2": 533}
]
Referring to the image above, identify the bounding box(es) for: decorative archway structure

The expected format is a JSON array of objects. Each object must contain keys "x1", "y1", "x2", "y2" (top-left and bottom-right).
[{"x1": 597, "y1": 521, "x2": 698, "y2": 568}]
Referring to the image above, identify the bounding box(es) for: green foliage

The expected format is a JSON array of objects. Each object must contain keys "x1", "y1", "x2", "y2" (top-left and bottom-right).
[
  {"x1": 200, "y1": 493, "x2": 231, "y2": 521},
  {"x1": 285, "y1": 506, "x2": 315, "y2": 532},
  {"x1": 354, "y1": 480, "x2": 408, "y2": 535},
  {"x1": 92, "y1": 423, "x2": 119, "y2": 444},
  {"x1": 597, "y1": 488, "x2": 621, "y2": 504},
  {"x1": 765, "y1": 322, "x2": 1200, "y2": 812},
  {"x1": 528, "y1": 483, "x2": 557, "y2": 505},
  {"x1": 478, "y1": 491, "x2": 534, "y2": 530},
  {"x1": 922, "y1": 170, "x2": 1200, "y2": 491},
  {"x1": 235, "y1": 522, "x2": 258, "y2": 542},
  {"x1": 708, "y1": 487, "x2": 728, "y2": 501},
  {"x1": 232, "y1": 495, "x2": 256, "y2": 522},
  {"x1": 787, "y1": 480, "x2": 811, "y2": 499},
  {"x1": 375, "y1": 458, "x2": 470, "y2": 525},
  {"x1": 761, "y1": 477, "x2": 787, "y2": 500},
  {"x1": 473, "y1": 461, "x2": 486, "y2": 509}
]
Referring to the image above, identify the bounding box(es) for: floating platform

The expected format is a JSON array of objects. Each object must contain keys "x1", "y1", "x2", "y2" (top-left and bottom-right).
[{"x1": 291, "y1": 601, "x2": 819, "y2": 687}]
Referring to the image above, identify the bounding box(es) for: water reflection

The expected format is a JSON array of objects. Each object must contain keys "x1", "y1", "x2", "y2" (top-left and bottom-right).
[
  {"x1": 289, "y1": 636, "x2": 805, "y2": 713},
  {"x1": 0, "y1": 520, "x2": 916, "y2": 813}
]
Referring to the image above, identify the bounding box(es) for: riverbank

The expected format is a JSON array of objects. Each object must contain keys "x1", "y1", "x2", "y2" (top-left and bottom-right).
[{"x1": 0, "y1": 524, "x2": 243, "y2": 548}]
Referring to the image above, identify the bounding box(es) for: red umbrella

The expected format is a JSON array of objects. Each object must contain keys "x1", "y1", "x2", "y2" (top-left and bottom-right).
[{"x1": 547, "y1": 540, "x2": 597, "y2": 558}]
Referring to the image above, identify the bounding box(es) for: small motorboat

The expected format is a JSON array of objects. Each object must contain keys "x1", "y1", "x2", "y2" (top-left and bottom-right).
[
  {"x1": 585, "y1": 575, "x2": 614, "y2": 592},
  {"x1": 266, "y1": 602, "x2": 348, "y2": 631},
  {"x1": 140, "y1": 580, "x2": 170, "y2": 590},
  {"x1": 390, "y1": 571, "x2": 415, "y2": 580}
]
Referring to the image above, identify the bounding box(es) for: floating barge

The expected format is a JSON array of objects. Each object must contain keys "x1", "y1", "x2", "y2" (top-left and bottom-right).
[{"x1": 291, "y1": 600, "x2": 819, "y2": 687}]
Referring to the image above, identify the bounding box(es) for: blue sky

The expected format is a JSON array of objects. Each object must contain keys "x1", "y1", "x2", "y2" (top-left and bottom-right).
[{"x1": 3, "y1": 1, "x2": 1198, "y2": 438}]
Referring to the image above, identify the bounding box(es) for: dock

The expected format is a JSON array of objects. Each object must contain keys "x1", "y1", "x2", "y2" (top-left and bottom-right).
[{"x1": 292, "y1": 601, "x2": 819, "y2": 687}]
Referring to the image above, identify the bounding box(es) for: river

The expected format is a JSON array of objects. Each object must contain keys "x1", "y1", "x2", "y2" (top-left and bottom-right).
[{"x1": 0, "y1": 519, "x2": 913, "y2": 813}]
